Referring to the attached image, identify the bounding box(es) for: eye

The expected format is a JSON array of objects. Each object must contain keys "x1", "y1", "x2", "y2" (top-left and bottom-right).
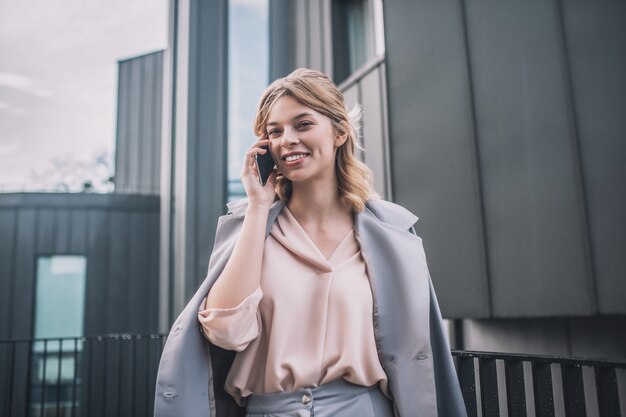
[
  {"x1": 297, "y1": 121, "x2": 313, "y2": 129},
  {"x1": 267, "y1": 128, "x2": 282, "y2": 138}
]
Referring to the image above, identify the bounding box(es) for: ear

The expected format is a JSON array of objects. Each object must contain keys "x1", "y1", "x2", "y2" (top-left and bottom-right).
[{"x1": 334, "y1": 121, "x2": 349, "y2": 148}]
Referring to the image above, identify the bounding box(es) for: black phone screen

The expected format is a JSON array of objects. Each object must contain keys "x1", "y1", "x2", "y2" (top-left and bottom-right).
[{"x1": 255, "y1": 145, "x2": 275, "y2": 186}]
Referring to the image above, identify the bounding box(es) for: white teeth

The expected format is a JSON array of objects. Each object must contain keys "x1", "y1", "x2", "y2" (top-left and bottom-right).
[{"x1": 285, "y1": 154, "x2": 306, "y2": 162}]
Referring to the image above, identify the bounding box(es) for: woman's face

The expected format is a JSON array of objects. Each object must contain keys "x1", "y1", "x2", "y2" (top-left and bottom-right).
[{"x1": 265, "y1": 95, "x2": 346, "y2": 185}]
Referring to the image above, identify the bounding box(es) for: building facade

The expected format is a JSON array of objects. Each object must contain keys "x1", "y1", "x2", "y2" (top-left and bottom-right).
[{"x1": 159, "y1": 0, "x2": 626, "y2": 360}]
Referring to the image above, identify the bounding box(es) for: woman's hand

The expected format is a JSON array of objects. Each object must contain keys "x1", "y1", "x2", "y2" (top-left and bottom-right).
[{"x1": 240, "y1": 136, "x2": 278, "y2": 209}]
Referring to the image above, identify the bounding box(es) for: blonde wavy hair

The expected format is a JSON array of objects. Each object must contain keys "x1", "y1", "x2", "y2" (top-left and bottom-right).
[{"x1": 253, "y1": 68, "x2": 379, "y2": 212}]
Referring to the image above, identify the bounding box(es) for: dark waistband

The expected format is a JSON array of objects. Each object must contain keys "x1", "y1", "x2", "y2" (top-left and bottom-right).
[{"x1": 246, "y1": 379, "x2": 378, "y2": 413}]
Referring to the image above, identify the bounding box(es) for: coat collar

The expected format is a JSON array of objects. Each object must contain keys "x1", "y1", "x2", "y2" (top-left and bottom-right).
[{"x1": 225, "y1": 197, "x2": 419, "y2": 231}]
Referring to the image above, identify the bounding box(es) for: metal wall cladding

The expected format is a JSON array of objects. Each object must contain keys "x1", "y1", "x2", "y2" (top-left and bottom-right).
[
  {"x1": 0, "y1": 193, "x2": 160, "y2": 339},
  {"x1": 115, "y1": 51, "x2": 164, "y2": 195},
  {"x1": 384, "y1": 0, "x2": 626, "y2": 318}
]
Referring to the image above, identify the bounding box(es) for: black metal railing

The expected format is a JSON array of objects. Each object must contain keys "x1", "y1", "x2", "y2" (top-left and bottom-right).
[
  {"x1": 0, "y1": 334, "x2": 166, "y2": 417},
  {"x1": 2, "y1": 335, "x2": 624, "y2": 417},
  {"x1": 452, "y1": 350, "x2": 626, "y2": 417}
]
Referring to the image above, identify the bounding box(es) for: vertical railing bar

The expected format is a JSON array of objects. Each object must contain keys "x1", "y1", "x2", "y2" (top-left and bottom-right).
[
  {"x1": 146, "y1": 336, "x2": 151, "y2": 415},
  {"x1": 562, "y1": 363, "x2": 586, "y2": 417},
  {"x1": 102, "y1": 338, "x2": 107, "y2": 417},
  {"x1": 479, "y1": 358, "x2": 500, "y2": 417},
  {"x1": 131, "y1": 335, "x2": 137, "y2": 417},
  {"x1": 117, "y1": 336, "x2": 122, "y2": 417},
  {"x1": 87, "y1": 338, "x2": 94, "y2": 417},
  {"x1": 71, "y1": 338, "x2": 78, "y2": 417},
  {"x1": 532, "y1": 361, "x2": 555, "y2": 417},
  {"x1": 458, "y1": 356, "x2": 478, "y2": 417},
  {"x1": 595, "y1": 366, "x2": 620, "y2": 417},
  {"x1": 24, "y1": 339, "x2": 34, "y2": 417},
  {"x1": 41, "y1": 339, "x2": 48, "y2": 417},
  {"x1": 505, "y1": 360, "x2": 526, "y2": 417},
  {"x1": 56, "y1": 339, "x2": 62, "y2": 417},
  {"x1": 7, "y1": 341, "x2": 16, "y2": 416}
]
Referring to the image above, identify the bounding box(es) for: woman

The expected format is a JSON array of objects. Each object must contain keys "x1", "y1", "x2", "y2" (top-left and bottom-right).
[{"x1": 154, "y1": 69, "x2": 467, "y2": 417}]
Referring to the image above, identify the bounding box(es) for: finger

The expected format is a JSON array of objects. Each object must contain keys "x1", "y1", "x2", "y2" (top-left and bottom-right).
[
  {"x1": 267, "y1": 170, "x2": 278, "y2": 185},
  {"x1": 249, "y1": 139, "x2": 269, "y2": 150},
  {"x1": 244, "y1": 148, "x2": 266, "y2": 160}
]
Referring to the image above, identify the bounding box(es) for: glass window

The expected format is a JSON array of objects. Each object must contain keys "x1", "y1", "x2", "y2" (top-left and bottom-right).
[
  {"x1": 332, "y1": 0, "x2": 385, "y2": 84},
  {"x1": 33, "y1": 255, "x2": 87, "y2": 340},
  {"x1": 227, "y1": 0, "x2": 270, "y2": 202},
  {"x1": 31, "y1": 255, "x2": 87, "y2": 414}
]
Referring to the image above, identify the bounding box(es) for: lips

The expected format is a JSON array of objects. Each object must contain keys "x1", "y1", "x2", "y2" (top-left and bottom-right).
[
  {"x1": 281, "y1": 152, "x2": 309, "y2": 167},
  {"x1": 281, "y1": 152, "x2": 310, "y2": 162}
]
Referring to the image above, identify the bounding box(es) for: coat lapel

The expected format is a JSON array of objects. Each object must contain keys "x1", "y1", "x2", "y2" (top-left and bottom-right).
[{"x1": 356, "y1": 200, "x2": 437, "y2": 417}]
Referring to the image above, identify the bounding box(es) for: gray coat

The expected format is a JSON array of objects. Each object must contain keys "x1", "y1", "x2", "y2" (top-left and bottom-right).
[{"x1": 154, "y1": 198, "x2": 468, "y2": 417}]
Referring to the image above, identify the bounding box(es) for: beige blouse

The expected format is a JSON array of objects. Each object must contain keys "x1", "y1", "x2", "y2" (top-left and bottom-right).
[{"x1": 198, "y1": 206, "x2": 388, "y2": 406}]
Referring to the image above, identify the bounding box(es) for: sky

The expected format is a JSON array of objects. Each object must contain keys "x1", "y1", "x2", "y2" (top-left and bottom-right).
[{"x1": 0, "y1": 0, "x2": 168, "y2": 192}]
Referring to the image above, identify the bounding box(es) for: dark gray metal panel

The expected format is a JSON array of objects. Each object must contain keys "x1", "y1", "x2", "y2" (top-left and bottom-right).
[
  {"x1": 0, "y1": 210, "x2": 16, "y2": 338},
  {"x1": 465, "y1": 0, "x2": 593, "y2": 317},
  {"x1": 54, "y1": 208, "x2": 71, "y2": 253},
  {"x1": 85, "y1": 209, "x2": 109, "y2": 335},
  {"x1": 269, "y1": 0, "x2": 296, "y2": 79},
  {"x1": 383, "y1": 0, "x2": 490, "y2": 318},
  {"x1": 568, "y1": 316, "x2": 626, "y2": 361},
  {"x1": 0, "y1": 194, "x2": 159, "y2": 338},
  {"x1": 13, "y1": 209, "x2": 37, "y2": 339},
  {"x1": 147, "y1": 211, "x2": 160, "y2": 330},
  {"x1": 560, "y1": 0, "x2": 626, "y2": 314},
  {"x1": 36, "y1": 209, "x2": 56, "y2": 254},
  {"x1": 188, "y1": 0, "x2": 229, "y2": 297},
  {"x1": 128, "y1": 211, "x2": 150, "y2": 333},
  {"x1": 68, "y1": 209, "x2": 88, "y2": 253},
  {"x1": 107, "y1": 211, "x2": 130, "y2": 333},
  {"x1": 0, "y1": 192, "x2": 159, "y2": 210}
]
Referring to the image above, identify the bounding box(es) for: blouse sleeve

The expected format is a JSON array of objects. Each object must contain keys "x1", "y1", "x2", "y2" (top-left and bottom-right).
[{"x1": 197, "y1": 287, "x2": 263, "y2": 352}]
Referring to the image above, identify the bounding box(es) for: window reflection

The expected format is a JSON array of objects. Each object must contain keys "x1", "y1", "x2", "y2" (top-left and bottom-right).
[
  {"x1": 31, "y1": 255, "x2": 86, "y2": 416},
  {"x1": 228, "y1": 0, "x2": 269, "y2": 202}
]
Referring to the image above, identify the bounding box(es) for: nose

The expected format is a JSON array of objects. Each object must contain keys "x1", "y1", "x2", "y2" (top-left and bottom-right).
[{"x1": 280, "y1": 127, "x2": 300, "y2": 148}]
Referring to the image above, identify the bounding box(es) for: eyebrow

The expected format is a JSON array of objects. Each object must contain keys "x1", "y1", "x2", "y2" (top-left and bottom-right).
[{"x1": 266, "y1": 112, "x2": 315, "y2": 127}]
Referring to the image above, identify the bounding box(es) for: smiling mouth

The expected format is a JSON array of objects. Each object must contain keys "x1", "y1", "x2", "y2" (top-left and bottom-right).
[{"x1": 282, "y1": 153, "x2": 309, "y2": 162}]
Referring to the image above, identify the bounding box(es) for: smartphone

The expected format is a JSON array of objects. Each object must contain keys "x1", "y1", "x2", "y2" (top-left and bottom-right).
[{"x1": 255, "y1": 145, "x2": 276, "y2": 186}]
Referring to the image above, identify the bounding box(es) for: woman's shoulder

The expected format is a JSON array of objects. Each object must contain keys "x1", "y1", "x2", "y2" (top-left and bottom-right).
[{"x1": 364, "y1": 198, "x2": 419, "y2": 230}]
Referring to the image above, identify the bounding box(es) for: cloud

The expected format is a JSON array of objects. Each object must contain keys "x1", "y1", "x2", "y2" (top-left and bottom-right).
[
  {"x1": 0, "y1": 101, "x2": 26, "y2": 115},
  {"x1": 0, "y1": 72, "x2": 54, "y2": 98},
  {"x1": 0, "y1": 138, "x2": 21, "y2": 157}
]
